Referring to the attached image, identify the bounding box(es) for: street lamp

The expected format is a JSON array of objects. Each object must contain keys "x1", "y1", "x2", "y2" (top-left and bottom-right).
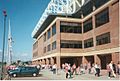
[{"x1": 1, "y1": 10, "x2": 7, "y2": 80}]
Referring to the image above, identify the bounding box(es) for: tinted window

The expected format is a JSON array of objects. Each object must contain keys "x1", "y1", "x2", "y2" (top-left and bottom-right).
[
  {"x1": 84, "y1": 38, "x2": 93, "y2": 48},
  {"x1": 52, "y1": 41, "x2": 56, "y2": 50},
  {"x1": 96, "y1": 32, "x2": 110, "y2": 45},
  {"x1": 61, "y1": 40, "x2": 82, "y2": 48},
  {"x1": 52, "y1": 24, "x2": 56, "y2": 36},
  {"x1": 95, "y1": 8, "x2": 109, "y2": 27},
  {"x1": 83, "y1": 18, "x2": 93, "y2": 33},
  {"x1": 47, "y1": 29, "x2": 51, "y2": 39},
  {"x1": 60, "y1": 22, "x2": 82, "y2": 33}
]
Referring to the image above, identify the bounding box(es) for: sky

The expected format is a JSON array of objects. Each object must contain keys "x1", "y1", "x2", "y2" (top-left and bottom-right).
[{"x1": 0, "y1": 0, "x2": 50, "y2": 62}]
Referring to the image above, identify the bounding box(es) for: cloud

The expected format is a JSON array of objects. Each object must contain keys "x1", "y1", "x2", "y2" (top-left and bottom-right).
[
  {"x1": 12, "y1": 52, "x2": 32, "y2": 62},
  {"x1": 21, "y1": 53, "x2": 29, "y2": 57}
]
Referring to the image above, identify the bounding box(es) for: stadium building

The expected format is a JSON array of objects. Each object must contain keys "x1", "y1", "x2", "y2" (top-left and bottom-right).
[{"x1": 32, "y1": 0, "x2": 119, "y2": 69}]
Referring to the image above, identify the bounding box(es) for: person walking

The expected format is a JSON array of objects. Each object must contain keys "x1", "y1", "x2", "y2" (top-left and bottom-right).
[
  {"x1": 65, "y1": 64, "x2": 69, "y2": 78},
  {"x1": 117, "y1": 61, "x2": 120, "y2": 75},
  {"x1": 87, "y1": 62, "x2": 91, "y2": 74},
  {"x1": 72, "y1": 63, "x2": 76, "y2": 75},
  {"x1": 68, "y1": 64, "x2": 72, "y2": 78},
  {"x1": 112, "y1": 62, "x2": 116, "y2": 74},
  {"x1": 109, "y1": 61, "x2": 116, "y2": 78},
  {"x1": 52, "y1": 64, "x2": 57, "y2": 74},
  {"x1": 94, "y1": 63, "x2": 100, "y2": 77},
  {"x1": 107, "y1": 63, "x2": 112, "y2": 78}
]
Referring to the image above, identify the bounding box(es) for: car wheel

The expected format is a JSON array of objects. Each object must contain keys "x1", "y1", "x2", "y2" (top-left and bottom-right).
[
  {"x1": 33, "y1": 73, "x2": 37, "y2": 77},
  {"x1": 13, "y1": 74, "x2": 17, "y2": 77}
]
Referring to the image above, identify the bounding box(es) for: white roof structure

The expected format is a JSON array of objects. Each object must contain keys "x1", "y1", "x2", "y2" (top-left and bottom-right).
[{"x1": 32, "y1": 0, "x2": 87, "y2": 37}]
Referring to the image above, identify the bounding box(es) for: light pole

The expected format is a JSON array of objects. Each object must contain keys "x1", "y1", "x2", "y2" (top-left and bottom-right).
[{"x1": 1, "y1": 10, "x2": 7, "y2": 80}]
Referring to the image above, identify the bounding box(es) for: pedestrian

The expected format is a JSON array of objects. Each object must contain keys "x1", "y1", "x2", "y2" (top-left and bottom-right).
[
  {"x1": 68, "y1": 64, "x2": 72, "y2": 78},
  {"x1": 84, "y1": 63, "x2": 87, "y2": 74},
  {"x1": 80, "y1": 64, "x2": 85, "y2": 74},
  {"x1": 65, "y1": 64, "x2": 69, "y2": 78},
  {"x1": 36, "y1": 64, "x2": 41, "y2": 71},
  {"x1": 109, "y1": 61, "x2": 116, "y2": 78},
  {"x1": 94, "y1": 63, "x2": 100, "y2": 77},
  {"x1": 117, "y1": 61, "x2": 120, "y2": 75},
  {"x1": 87, "y1": 62, "x2": 91, "y2": 74},
  {"x1": 112, "y1": 62, "x2": 116, "y2": 74},
  {"x1": 91, "y1": 63, "x2": 96, "y2": 74},
  {"x1": 52, "y1": 64, "x2": 57, "y2": 74},
  {"x1": 106, "y1": 63, "x2": 112, "y2": 78},
  {"x1": 62, "y1": 63, "x2": 65, "y2": 70},
  {"x1": 72, "y1": 63, "x2": 76, "y2": 75},
  {"x1": 76, "y1": 66, "x2": 80, "y2": 75}
]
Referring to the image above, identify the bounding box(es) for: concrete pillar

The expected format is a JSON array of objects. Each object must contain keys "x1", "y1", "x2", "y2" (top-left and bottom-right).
[
  {"x1": 82, "y1": 56, "x2": 88, "y2": 64},
  {"x1": 48, "y1": 58, "x2": 51, "y2": 64},
  {"x1": 56, "y1": 20, "x2": 61, "y2": 52},
  {"x1": 112, "y1": 52, "x2": 120, "y2": 64},
  {"x1": 38, "y1": 60, "x2": 40, "y2": 65},
  {"x1": 42, "y1": 59, "x2": 45, "y2": 65},
  {"x1": 39, "y1": 60, "x2": 41, "y2": 65},
  {"x1": 51, "y1": 57, "x2": 54, "y2": 65},
  {"x1": 94, "y1": 55, "x2": 101, "y2": 64},
  {"x1": 56, "y1": 56, "x2": 61, "y2": 69},
  {"x1": 46, "y1": 58, "x2": 49, "y2": 65},
  {"x1": 92, "y1": 14, "x2": 96, "y2": 50},
  {"x1": 81, "y1": 22, "x2": 84, "y2": 49}
]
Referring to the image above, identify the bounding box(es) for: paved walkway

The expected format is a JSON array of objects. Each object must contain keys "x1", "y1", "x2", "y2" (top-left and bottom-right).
[
  {"x1": 39, "y1": 69, "x2": 120, "y2": 80},
  {"x1": 11, "y1": 69, "x2": 120, "y2": 80}
]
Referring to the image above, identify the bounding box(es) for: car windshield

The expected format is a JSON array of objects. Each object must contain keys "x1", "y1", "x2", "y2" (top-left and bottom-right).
[{"x1": 14, "y1": 67, "x2": 19, "y2": 70}]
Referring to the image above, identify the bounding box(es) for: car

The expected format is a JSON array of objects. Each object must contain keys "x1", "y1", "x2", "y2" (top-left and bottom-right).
[{"x1": 8, "y1": 66, "x2": 39, "y2": 77}]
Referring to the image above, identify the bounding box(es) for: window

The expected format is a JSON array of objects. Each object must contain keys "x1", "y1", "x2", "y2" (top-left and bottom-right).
[
  {"x1": 95, "y1": 8, "x2": 109, "y2": 27},
  {"x1": 60, "y1": 40, "x2": 82, "y2": 48},
  {"x1": 94, "y1": 0, "x2": 109, "y2": 9},
  {"x1": 44, "y1": 47, "x2": 46, "y2": 53},
  {"x1": 52, "y1": 41, "x2": 56, "y2": 50},
  {"x1": 96, "y1": 32, "x2": 110, "y2": 45},
  {"x1": 52, "y1": 24, "x2": 56, "y2": 36},
  {"x1": 60, "y1": 22, "x2": 82, "y2": 33},
  {"x1": 84, "y1": 38, "x2": 93, "y2": 48},
  {"x1": 47, "y1": 44, "x2": 51, "y2": 52},
  {"x1": 83, "y1": 18, "x2": 93, "y2": 33},
  {"x1": 47, "y1": 29, "x2": 51, "y2": 39},
  {"x1": 43, "y1": 33, "x2": 46, "y2": 42}
]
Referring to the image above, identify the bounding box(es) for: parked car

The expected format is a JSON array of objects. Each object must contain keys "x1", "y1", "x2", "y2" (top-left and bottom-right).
[{"x1": 8, "y1": 66, "x2": 39, "y2": 77}]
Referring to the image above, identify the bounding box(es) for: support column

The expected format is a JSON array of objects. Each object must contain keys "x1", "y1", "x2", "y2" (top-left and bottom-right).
[
  {"x1": 92, "y1": 13, "x2": 96, "y2": 50},
  {"x1": 94, "y1": 54, "x2": 100, "y2": 64},
  {"x1": 39, "y1": 60, "x2": 41, "y2": 65},
  {"x1": 46, "y1": 58, "x2": 49, "y2": 65},
  {"x1": 51, "y1": 57, "x2": 54, "y2": 65},
  {"x1": 82, "y1": 56, "x2": 85, "y2": 64},
  {"x1": 112, "y1": 52, "x2": 119, "y2": 64},
  {"x1": 83, "y1": 56, "x2": 89, "y2": 64},
  {"x1": 38, "y1": 60, "x2": 40, "y2": 65},
  {"x1": 48, "y1": 58, "x2": 51, "y2": 65},
  {"x1": 56, "y1": 56, "x2": 60, "y2": 69},
  {"x1": 42, "y1": 59, "x2": 45, "y2": 65}
]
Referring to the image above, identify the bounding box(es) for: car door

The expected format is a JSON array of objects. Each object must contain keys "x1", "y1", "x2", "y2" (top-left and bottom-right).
[{"x1": 20, "y1": 67, "x2": 29, "y2": 76}]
